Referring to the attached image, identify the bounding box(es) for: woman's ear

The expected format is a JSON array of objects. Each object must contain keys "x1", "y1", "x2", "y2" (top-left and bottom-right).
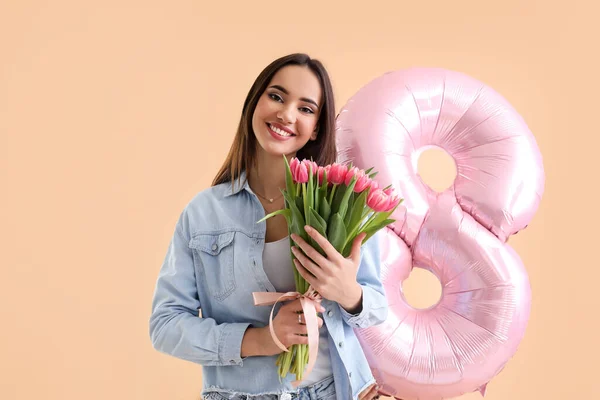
[{"x1": 311, "y1": 125, "x2": 319, "y2": 141}]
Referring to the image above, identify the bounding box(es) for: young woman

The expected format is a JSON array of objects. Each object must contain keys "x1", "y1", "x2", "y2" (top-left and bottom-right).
[{"x1": 150, "y1": 53, "x2": 388, "y2": 400}]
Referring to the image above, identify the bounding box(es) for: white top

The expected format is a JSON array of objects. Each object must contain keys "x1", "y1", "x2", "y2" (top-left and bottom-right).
[{"x1": 262, "y1": 236, "x2": 333, "y2": 387}]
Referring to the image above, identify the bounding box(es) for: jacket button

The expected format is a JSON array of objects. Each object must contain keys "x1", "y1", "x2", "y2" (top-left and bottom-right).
[
  {"x1": 348, "y1": 372, "x2": 352, "y2": 378},
  {"x1": 327, "y1": 310, "x2": 333, "y2": 317},
  {"x1": 211, "y1": 244, "x2": 218, "y2": 251},
  {"x1": 338, "y1": 342, "x2": 344, "y2": 348}
]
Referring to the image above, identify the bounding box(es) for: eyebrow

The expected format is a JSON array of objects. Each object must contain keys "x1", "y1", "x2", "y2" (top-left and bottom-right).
[{"x1": 268, "y1": 85, "x2": 319, "y2": 108}]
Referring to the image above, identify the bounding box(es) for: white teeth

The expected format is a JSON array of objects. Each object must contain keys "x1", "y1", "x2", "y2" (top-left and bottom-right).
[{"x1": 270, "y1": 124, "x2": 292, "y2": 137}]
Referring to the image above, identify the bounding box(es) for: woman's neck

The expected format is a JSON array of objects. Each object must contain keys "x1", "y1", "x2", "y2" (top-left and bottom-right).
[{"x1": 247, "y1": 152, "x2": 291, "y2": 200}]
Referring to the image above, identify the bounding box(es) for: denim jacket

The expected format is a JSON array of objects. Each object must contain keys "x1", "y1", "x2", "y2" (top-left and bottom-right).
[{"x1": 149, "y1": 171, "x2": 388, "y2": 399}]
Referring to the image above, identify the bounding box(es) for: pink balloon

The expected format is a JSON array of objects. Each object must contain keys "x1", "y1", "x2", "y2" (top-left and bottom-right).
[{"x1": 335, "y1": 68, "x2": 544, "y2": 399}]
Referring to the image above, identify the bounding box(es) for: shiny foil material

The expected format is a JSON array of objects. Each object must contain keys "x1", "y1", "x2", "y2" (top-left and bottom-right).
[{"x1": 335, "y1": 68, "x2": 545, "y2": 399}]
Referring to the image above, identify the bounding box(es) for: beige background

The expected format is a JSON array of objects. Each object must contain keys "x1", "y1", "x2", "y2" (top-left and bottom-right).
[{"x1": 1, "y1": 1, "x2": 597, "y2": 399}]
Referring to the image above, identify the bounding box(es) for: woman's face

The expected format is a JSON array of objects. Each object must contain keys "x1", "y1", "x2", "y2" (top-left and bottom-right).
[{"x1": 252, "y1": 65, "x2": 322, "y2": 159}]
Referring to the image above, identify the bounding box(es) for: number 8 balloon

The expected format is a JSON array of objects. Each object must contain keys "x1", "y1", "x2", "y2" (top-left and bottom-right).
[{"x1": 336, "y1": 68, "x2": 545, "y2": 399}]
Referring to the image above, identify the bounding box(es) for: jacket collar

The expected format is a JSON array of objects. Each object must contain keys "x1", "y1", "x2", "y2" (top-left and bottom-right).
[{"x1": 223, "y1": 170, "x2": 250, "y2": 198}]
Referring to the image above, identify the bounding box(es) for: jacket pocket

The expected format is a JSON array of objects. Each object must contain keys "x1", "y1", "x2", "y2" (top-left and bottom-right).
[{"x1": 189, "y1": 231, "x2": 236, "y2": 301}]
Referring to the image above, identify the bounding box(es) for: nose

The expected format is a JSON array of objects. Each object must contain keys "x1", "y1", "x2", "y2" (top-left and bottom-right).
[{"x1": 276, "y1": 104, "x2": 296, "y2": 124}]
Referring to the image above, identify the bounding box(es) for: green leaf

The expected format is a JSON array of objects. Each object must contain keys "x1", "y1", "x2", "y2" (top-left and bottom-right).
[
  {"x1": 306, "y1": 207, "x2": 327, "y2": 256},
  {"x1": 337, "y1": 176, "x2": 357, "y2": 220},
  {"x1": 283, "y1": 155, "x2": 296, "y2": 201},
  {"x1": 313, "y1": 168, "x2": 320, "y2": 219},
  {"x1": 295, "y1": 196, "x2": 304, "y2": 217},
  {"x1": 362, "y1": 218, "x2": 395, "y2": 242},
  {"x1": 306, "y1": 164, "x2": 314, "y2": 218},
  {"x1": 302, "y1": 183, "x2": 308, "y2": 226},
  {"x1": 309, "y1": 207, "x2": 327, "y2": 235},
  {"x1": 330, "y1": 184, "x2": 345, "y2": 215},
  {"x1": 319, "y1": 169, "x2": 328, "y2": 195},
  {"x1": 341, "y1": 232, "x2": 366, "y2": 258},
  {"x1": 256, "y1": 208, "x2": 292, "y2": 226},
  {"x1": 343, "y1": 191, "x2": 356, "y2": 227},
  {"x1": 291, "y1": 249, "x2": 300, "y2": 291},
  {"x1": 283, "y1": 191, "x2": 308, "y2": 242},
  {"x1": 327, "y1": 213, "x2": 347, "y2": 253},
  {"x1": 319, "y1": 196, "x2": 331, "y2": 226},
  {"x1": 314, "y1": 191, "x2": 319, "y2": 219},
  {"x1": 369, "y1": 210, "x2": 391, "y2": 229},
  {"x1": 318, "y1": 170, "x2": 328, "y2": 213},
  {"x1": 345, "y1": 189, "x2": 368, "y2": 234},
  {"x1": 341, "y1": 218, "x2": 396, "y2": 256}
]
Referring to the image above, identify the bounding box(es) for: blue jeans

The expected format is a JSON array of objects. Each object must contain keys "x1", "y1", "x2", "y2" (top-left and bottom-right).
[{"x1": 202, "y1": 375, "x2": 336, "y2": 400}]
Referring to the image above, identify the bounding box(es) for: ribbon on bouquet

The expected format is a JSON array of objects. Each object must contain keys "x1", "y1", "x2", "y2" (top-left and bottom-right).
[{"x1": 252, "y1": 286, "x2": 322, "y2": 387}]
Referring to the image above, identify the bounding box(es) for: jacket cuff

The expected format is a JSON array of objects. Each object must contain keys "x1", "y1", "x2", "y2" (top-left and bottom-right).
[
  {"x1": 219, "y1": 323, "x2": 252, "y2": 366},
  {"x1": 338, "y1": 286, "x2": 372, "y2": 328}
]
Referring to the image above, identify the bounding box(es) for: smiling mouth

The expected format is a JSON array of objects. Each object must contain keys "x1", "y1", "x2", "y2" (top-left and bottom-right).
[{"x1": 267, "y1": 123, "x2": 295, "y2": 137}]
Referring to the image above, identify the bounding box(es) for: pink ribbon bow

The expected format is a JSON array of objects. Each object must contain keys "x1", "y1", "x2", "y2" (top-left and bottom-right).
[{"x1": 252, "y1": 286, "x2": 322, "y2": 387}]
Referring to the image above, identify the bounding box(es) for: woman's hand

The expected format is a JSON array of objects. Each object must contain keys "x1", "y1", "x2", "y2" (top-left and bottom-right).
[
  {"x1": 358, "y1": 383, "x2": 382, "y2": 400},
  {"x1": 260, "y1": 298, "x2": 325, "y2": 356},
  {"x1": 291, "y1": 226, "x2": 366, "y2": 313}
]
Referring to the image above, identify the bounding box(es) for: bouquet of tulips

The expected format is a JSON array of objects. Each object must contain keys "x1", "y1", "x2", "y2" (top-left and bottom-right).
[{"x1": 257, "y1": 156, "x2": 402, "y2": 382}]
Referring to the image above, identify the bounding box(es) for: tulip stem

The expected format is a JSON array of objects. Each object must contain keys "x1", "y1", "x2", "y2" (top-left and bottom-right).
[{"x1": 328, "y1": 184, "x2": 337, "y2": 205}]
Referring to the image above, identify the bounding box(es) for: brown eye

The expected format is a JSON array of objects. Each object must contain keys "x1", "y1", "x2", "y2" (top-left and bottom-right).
[{"x1": 268, "y1": 93, "x2": 283, "y2": 102}]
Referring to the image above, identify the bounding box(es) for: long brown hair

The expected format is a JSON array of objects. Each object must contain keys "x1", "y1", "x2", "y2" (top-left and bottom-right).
[{"x1": 211, "y1": 53, "x2": 337, "y2": 189}]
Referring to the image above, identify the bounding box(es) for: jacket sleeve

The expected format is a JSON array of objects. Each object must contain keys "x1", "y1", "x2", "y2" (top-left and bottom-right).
[
  {"x1": 149, "y1": 216, "x2": 251, "y2": 367},
  {"x1": 338, "y1": 229, "x2": 389, "y2": 329}
]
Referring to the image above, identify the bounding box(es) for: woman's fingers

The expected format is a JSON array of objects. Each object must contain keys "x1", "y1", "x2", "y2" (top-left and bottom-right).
[
  {"x1": 277, "y1": 298, "x2": 326, "y2": 347},
  {"x1": 358, "y1": 383, "x2": 380, "y2": 400},
  {"x1": 296, "y1": 313, "x2": 323, "y2": 328},
  {"x1": 293, "y1": 333, "x2": 309, "y2": 345},
  {"x1": 282, "y1": 298, "x2": 304, "y2": 312}
]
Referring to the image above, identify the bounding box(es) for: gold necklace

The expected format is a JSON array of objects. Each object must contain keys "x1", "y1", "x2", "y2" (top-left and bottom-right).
[{"x1": 253, "y1": 189, "x2": 284, "y2": 203}]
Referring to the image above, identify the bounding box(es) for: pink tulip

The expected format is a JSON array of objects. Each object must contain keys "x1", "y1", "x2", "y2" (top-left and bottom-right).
[
  {"x1": 382, "y1": 187, "x2": 402, "y2": 210},
  {"x1": 387, "y1": 194, "x2": 402, "y2": 210},
  {"x1": 367, "y1": 187, "x2": 402, "y2": 212},
  {"x1": 321, "y1": 165, "x2": 333, "y2": 186},
  {"x1": 345, "y1": 167, "x2": 372, "y2": 193},
  {"x1": 302, "y1": 159, "x2": 318, "y2": 176},
  {"x1": 317, "y1": 166, "x2": 326, "y2": 185},
  {"x1": 312, "y1": 161, "x2": 319, "y2": 175},
  {"x1": 344, "y1": 167, "x2": 359, "y2": 186},
  {"x1": 355, "y1": 174, "x2": 373, "y2": 193},
  {"x1": 369, "y1": 180, "x2": 380, "y2": 192},
  {"x1": 290, "y1": 158, "x2": 308, "y2": 183},
  {"x1": 328, "y1": 163, "x2": 348, "y2": 185},
  {"x1": 290, "y1": 157, "x2": 300, "y2": 175},
  {"x1": 367, "y1": 189, "x2": 392, "y2": 212}
]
